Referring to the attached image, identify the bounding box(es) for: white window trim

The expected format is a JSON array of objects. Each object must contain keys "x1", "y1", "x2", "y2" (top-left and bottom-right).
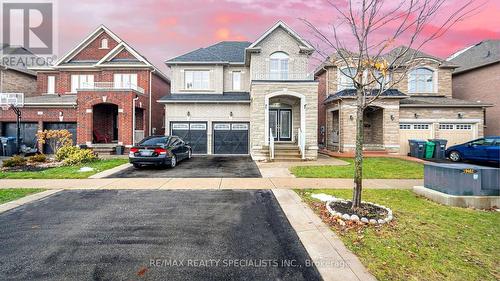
[
  {"x1": 184, "y1": 70, "x2": 210, "y2": 90},
  {"x1": 269, "y1": 52, "x2": 289, "y2": 80},
  {"x1": 100, "y1": 38, "x2": 109, "y2": 49},
  {"x1": 70, "y1": 74, "x2": 94, "y2": 93},
  {"x1": 232, "y1": 71, "x2": 241, "y2": 91},
  {"x1": 407, "y1": 66, "x2": 438, "y2": 94},
  {"x1": 47, "y1": 75, "x2": 55, "y2": 94},
  {"x1": 337, "y1": 67, "x2": 356, "y2": 91}
]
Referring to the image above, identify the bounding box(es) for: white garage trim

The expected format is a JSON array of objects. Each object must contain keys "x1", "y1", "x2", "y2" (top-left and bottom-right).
[{"x1": 399, "y1": 118, "x2": 482, "y2": 123}]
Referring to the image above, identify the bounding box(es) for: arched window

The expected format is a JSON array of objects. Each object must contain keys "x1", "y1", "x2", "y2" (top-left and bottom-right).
[
  {"x1": 338, "y1": 67, "x2": 357, "y2": 90},
  {"x1": 269, "y1": 52, "x2": 289, "y2": 80},
  {"x1": 101, "y1": 38, "x2": 109, "y2": 49},
  {"x1": 408, "y1": 67, "x2": 434, "y2": 93}
]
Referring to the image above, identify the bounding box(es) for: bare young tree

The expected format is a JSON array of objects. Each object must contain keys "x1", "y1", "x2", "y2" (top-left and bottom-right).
[{"x1": 302, "y1": 0, "x2": 482, "y2": 210}]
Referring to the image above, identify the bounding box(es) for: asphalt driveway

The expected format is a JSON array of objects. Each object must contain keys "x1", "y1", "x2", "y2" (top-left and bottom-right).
[
  {"x1": 0, "y1": 190, "x2": 321, "y2": 281},
  {"x1": 108, "y1": 156, "x2": 262, "y2": 178}
]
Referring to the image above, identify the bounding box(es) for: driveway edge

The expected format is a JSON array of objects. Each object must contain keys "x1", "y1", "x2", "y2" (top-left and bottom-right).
[
  {"x1": 0, "y1": 189, "x2": 63, "y2": 214},
  {"x1": 89, "y1": 163, "x2": 132, "y2": 178},
  {"x1": 272, "y1": 189, "x2": 377, "y2": 281}
]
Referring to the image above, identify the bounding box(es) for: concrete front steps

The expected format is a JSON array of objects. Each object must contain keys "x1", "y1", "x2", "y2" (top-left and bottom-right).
[
  {"x1": 273, "y1": 143, "x2": 303, "y2": 162},
  {"x1": 91, "y1": 144, "x2": 117, "y2": 155}
]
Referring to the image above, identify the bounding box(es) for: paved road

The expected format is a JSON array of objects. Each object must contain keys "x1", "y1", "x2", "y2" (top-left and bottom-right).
[
  {"x1": 107, "y1": 156, "x2": 262, "y2": 178},
  {"x1": 0, "y1": 190, "x2": 321, "y2": 281}
]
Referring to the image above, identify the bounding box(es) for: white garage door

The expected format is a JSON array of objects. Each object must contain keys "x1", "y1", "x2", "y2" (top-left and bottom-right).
[
  {"x1": 399, "y1": 123, "x2": 433, "y2": 155},
  {"x1": 438, "y1": 124, "x2": 476, "y2": 147}
]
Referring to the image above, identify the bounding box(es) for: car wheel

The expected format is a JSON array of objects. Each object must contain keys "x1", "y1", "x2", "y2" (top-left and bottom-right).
[
  {"x1": 449, "y1": 151, "x2": 461, "y2": 162},
  {"x1": 169, "y1": 155, "x2": 177, "y2": 168},
  {"x1": 188, "y1": 149, "x2": 192, "y2": 159},
  {"x1": 133, "y1": 163, "x2": 142, "y2": 168}
]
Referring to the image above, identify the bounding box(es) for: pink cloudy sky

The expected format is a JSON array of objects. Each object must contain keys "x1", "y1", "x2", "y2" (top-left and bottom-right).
[{"x1": 56, "y1": 0, "x2": 500, "y2": 72}]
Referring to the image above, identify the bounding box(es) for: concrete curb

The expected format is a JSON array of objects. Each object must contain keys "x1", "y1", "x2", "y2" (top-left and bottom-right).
[
  {"x1": 0, "y1": 189, "x2": 63, "y2": 214},
  {"x1": 89, "y1": 163, "x2": 132, "y2": 179},
  {"x1": 413, "y1": 186, "x2": 500, "y2": 209},
  {"x1": 272, "y1": 189, "x2": 377, "y2": 281}
]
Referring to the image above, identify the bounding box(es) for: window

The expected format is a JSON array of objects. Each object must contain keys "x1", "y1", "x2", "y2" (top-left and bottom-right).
[
  {"x1": 408, "y1": 68, "x2": 434, "y2": 93},
  {"x1": 101, "y1": 38, "x2": 108, "y2": 49},
  {"x1": 185, "y1": 70, "x2": 210, "y2": 90},
  {"x1": 139, "y1": 136, "x2": 169, "y2": 146},
  {"x1": 47, "y1": 76, "x2": 55, "y2": 94},
  {"x1": 338, "y1": 67, "x2": 357, "y2": 90},
  {"x1": 269, "y1": 52, "x2": 289, "y2": 80},
  {"x1": 456, "y1": 124, "x2": 472, "y2": 130},
  {"x1": 413, "y1": 124, "x2": 430, "y2": 130},
  {"x1": 70, "y1": 74, "x2": 94, "y2": 93},
  {"x1": 232, "y1": 71, "x2": 241, "y2": 91},
  {"x1": 439, "y1": 124, "x2": 454, "y2": 130},
  {"x1": 114, "y1": 73, "x2": 138, "y2": 89},
  {"x1": 399, "y1": 124, "x2": 411, "y2": 130}
]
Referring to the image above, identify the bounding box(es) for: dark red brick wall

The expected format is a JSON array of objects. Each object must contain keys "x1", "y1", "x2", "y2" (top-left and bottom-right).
[
  {"x1": 114, "y1": 49, "x2": 135, "y2": 59},
  {"x1": 71, "y1": 32, "x2": 119, "y2": 61},
  {"x1": 316, "y1": 71, "x2": 327, "y2": 145},
  {"x1": 151, "y1": 73, "x2": 170, "y2": 135}
]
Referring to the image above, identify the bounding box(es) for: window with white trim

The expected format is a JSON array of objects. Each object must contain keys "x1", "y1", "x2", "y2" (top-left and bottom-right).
[
  {"x1": 439, "y1": 124, "x2": 454, "y2": 130},
  {"x1": 47, "y1": 76, "x2": 55, "y2": 94},
  {"x1": 269, "y1": 52, "x2": 289, "y2": 80},
  {"x1": 413, "y1": 124, "x2": 430, "y2": 130},
  {"x1": 408, "y1": 67, "x2": 434, "y2": 93},
  {"x1": 232, "y1": 71, "x2": 241, "y2": 91},
  {"x1": 101, "y1": 38, "x2": 108, "y2": 49},
  {"x1": 185, "y1": 70, "x2": 210, "y2": 90},
  {"x1": 399, "y1": 124, "x2": 412, "y2": 130},
  {"x1": 114, "y1": 73, "x2": 138, "y2": 89},
  {"x1": 456, "y1": 124, "x2": 472, "y2": 130},
  {"x1": 70, "y1": 74, "x2": 94, "y2": 93},
  {"x1": 338, "y1": 67, "x2": 357, "y2": 90}
]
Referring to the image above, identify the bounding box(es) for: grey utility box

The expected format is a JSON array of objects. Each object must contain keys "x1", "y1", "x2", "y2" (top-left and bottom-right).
[{"x1": 424, "y1": 162, "x2": 500, "y2": 196}]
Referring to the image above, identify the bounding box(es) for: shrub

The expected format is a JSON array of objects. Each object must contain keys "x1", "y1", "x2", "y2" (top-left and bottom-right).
[
  {"x1": 28, "y1": 154, "x2": 47, "y2": 163},
  {"x1": 37, "y1": 129, "x2": 73, "y2": 155},
  {"x1": 55, "y1": 145, "x2": 79, "y2": 161},
  {"x1": 2, "y1": 155, "x2": 27, "y2": 167},
  {"x1": 63, "y1": 149, "x2": 97, "y2": 165}
]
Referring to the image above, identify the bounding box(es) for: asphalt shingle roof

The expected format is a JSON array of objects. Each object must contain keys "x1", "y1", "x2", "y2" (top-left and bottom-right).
[
  {"x1": 167, "y1": 41, "x2": 252, "y2": 63},
  {"x1": 24, "y1": 94, "x2": 77, "y2": 105},
  {"x1": 400, "y1": 96, "x2": 490, "y2": 107},
  {"x1": 324, "y1": 89, "x2": 406, "y2": 103},
  {"x1": 159, "y1": 92, "x2": 250, "y2": 103},
  {"x1": 448, "y1": 40, "x2": 500, "y2": 74}
]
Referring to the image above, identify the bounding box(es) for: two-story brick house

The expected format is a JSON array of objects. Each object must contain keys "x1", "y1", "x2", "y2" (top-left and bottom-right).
[
  {"x1": 0, "y1": 25, "x2": 170, "y2": 153},
  {"x1": 317, "y1": 47, "x2": 492, "y2": 155},
  {"x1": 160, "y1": 21, "x2": 318, "y2": 160}
]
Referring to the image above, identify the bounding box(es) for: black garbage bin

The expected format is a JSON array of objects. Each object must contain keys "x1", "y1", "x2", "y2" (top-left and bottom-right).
[
  {"x1": 408, "y1": 139, "x2": 427, "y2": 158},
  {"x1": 429, "y1": 139, "x2": 448, "y2": 159},
  {"x1": 1, "y1": 137, "x2": 18, "y2": 156},
  {"x1": 115, "y1": 145, "x2": 125, "y2": 155}
]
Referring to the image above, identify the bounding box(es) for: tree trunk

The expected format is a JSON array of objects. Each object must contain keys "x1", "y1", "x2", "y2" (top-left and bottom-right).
[{"x1": 352, "y1": 89, "x2": 364, "y2": 210}]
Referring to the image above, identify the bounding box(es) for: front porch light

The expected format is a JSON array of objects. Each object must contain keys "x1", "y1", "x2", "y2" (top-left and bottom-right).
[
  {"x1": 187, "y1": 111, "x2": 191, "y2": 117},
  {"x1": 414, "y1": 113, "x2": 419, "y2": 119},
  {"x1": 349, "y1": 115, "x2": 353, "y2": 121},
  {"x1": 458, "y1": 112, "x2": 464, "y2": 119},
  {"x1": 230, "y1": 111, "x2": 233, "y2": 117},
  {"x1": 390, "y1": 114, "x2": 395, "y2": 121}
]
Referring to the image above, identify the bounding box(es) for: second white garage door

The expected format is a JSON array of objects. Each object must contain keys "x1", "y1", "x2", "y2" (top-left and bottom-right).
[
  {"x1": 437, "y1": 123, "x2": 476, "y2": 147},
  {"x1": 399, "y1": 123, "x2": 433, "y2": 155}
]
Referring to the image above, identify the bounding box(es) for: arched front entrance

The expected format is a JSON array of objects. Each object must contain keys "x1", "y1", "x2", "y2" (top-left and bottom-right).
[
  {"x1": 92, "y1": 103, "x2": 118, "y2": 143},
  {"x1": 265, "y1": 91, "x2": 306, "y2": 144},
  {"x1": 363, "y1": 106, "x2": 384, "y2": 148}
]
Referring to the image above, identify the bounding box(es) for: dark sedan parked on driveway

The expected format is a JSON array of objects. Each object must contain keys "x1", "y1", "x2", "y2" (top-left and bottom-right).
[
  {"x1": 129, "y1": 135, "x2": 192, "y2": 168},
  {"x1": 445, "y1": 136, "x2": 500, "y2": 165}
]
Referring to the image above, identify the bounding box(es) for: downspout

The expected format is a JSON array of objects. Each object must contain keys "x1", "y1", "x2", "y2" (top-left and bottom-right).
[
  {"x1": 132, "y1": 96, "x2": 139, "y2": 145},
  {"x1": 149, "y1": 71, "x2": 152, "y2": 136}
]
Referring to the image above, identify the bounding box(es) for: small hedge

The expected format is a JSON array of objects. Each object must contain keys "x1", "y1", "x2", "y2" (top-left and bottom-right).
[
  {"x1": 28, "y1": 154, "x2": 47, "y2": 163},
  {"x1": 56, "y1": 145, "x2": 97, "y2": 165},
  {"x1": 2, "y1": 155, "x2": 27, "y2": 167}
]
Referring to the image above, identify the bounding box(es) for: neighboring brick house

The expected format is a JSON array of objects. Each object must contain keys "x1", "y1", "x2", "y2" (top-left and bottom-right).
[
  {"x1": 447, "y1": 40, "x2": 500, "y2": 136},
  {"x1": 160, "y1": 21, "x2": 318, "y2": 160},
  {"x1": 316, "y1": 47, "x2": 492, "y2": 155},
  {"x1": 0, "y1": 25, "x2": 170, "y2": 153}
]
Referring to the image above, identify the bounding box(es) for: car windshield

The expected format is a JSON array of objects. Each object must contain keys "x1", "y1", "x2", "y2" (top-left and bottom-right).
[{"x1": 139, "y1": 137, "x2": 169, "y2": 146}]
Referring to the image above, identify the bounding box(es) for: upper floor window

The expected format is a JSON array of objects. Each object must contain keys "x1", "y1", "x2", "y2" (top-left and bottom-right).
[
  {"x1": 408, "y1": 67, "x2": 434, "y2": 93},
  {"x1": 47, "y1": 76, "x2": 55, "y2": 94},
  {"x1": 269, "y1": 52, "x2": 289, "y2": 80},
  {"x1": 100, "y1": 38, "x2": 109, "y2": 49},
  {"x1": 185, "y1": 70, "x2": 209, "y2": 90},
  {"x1": 232, "y1": 71, "x2": 241, "y2": 91},
  {"x1": 70, "y1": 74, "x2": 94, "y2": 93},
  {"x1": 114, "y1": 73, "x2": 138, "y2": 90},
  {"x1": 338, "y1": 67, "x2": 357, "y2": 90}
]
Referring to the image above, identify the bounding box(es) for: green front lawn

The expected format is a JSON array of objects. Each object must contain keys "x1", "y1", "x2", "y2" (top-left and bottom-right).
[
  {"x1": 290, "y1": 157, "x2": 423, "y2": 179},
  {"x1": 0, "y1": 188, "x2": 45, "y2": 204},
  {"x1": 297, "y1": 189, "x2": 500, "y2": 281},
  {"x1": 0, "y1": 158, "x2": 128, "y2": 179}
]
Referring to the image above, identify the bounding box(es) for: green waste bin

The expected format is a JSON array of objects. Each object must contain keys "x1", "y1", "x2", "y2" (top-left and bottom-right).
[{"x1": 424, "y1": 141, "x2": 436, "y2": 159}]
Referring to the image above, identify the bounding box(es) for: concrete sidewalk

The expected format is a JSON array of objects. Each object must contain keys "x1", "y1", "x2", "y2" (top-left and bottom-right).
[{"x1": 0, "y1": 178, "x2": 422, "y2": 190}]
